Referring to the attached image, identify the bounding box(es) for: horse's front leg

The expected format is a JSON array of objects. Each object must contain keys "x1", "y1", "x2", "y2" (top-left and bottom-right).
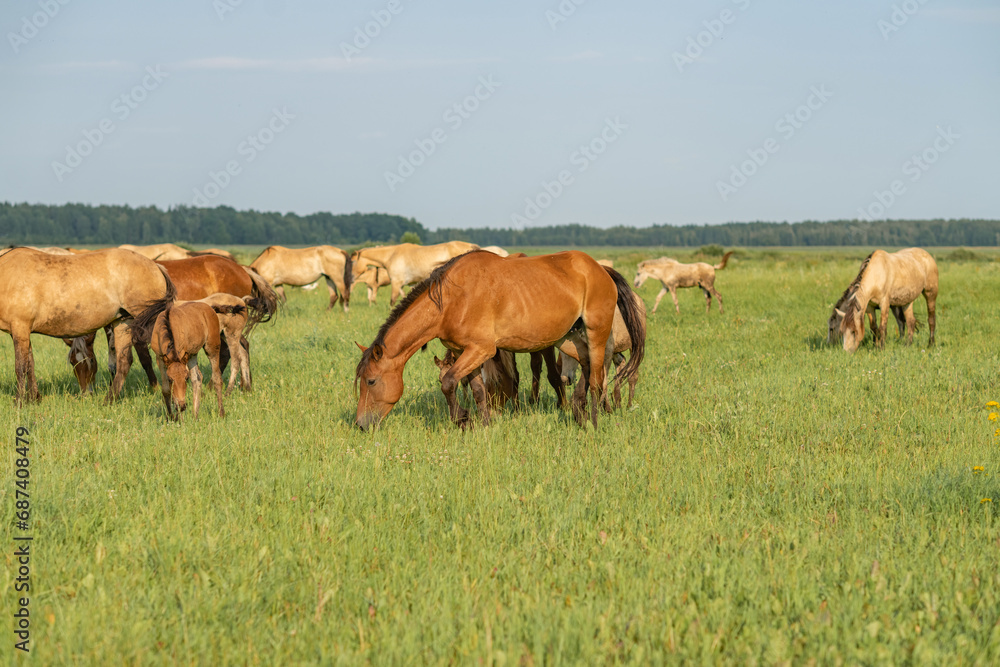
[
  {"x1": 440, "y1": 347, "x2": 494, "y2": 428},
  {"x1": 902, "y1": 303, "x2": 916, "y2": 344},
  {"x1": 107, "y1": 321, "x2": 134, "y2": 402},
  {"x1": 669, "y1": 286, "x2": 680, "y2": 314},
  {"x1": 652, "y1": 287, "x2": 667, "y2": 314},
  {"x1": 876, "y1": 302, "x2": 890, "y2": 349},
  {"x1": 11, "y1": 328, "x2": 39, "y2": 405},
  {"x1": 134, "y1": 339, "x2": 159, "y2": 389},
  {"x1": 188, "y1": 359, "x2": 203, "y2": 420},
  {"x1": 541, "y1": 346, "x2": 567, "y2": 408},
  {"x1": 466, "y1": 368, "x2": 491, "y2": 427},
  {"x1": 156, "y1": 357, "x2": 174, "y2": 418},
  {"x1": 529, "y1": 351, "x2": 543, "y2": 404}
]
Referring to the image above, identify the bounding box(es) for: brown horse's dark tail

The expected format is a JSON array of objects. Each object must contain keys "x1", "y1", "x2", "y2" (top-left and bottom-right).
[
  {"x1": 715, "y1": 251, "x2": 735, "y2": 270},
  {"x1": 130, "y1": 264, "x2": 177, "y2": 344},
  {"x1": 342, "y1": 250, "x2": 353, "y2": 303},
  {"x1": 241, "y1": 266, "x2": 279, "y2": 335},
  {"x1": 604, "y1": 267, "x2": 646, "y2": 385}
]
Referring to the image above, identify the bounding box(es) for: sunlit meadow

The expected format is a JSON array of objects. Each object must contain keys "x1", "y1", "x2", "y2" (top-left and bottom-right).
[{"x1": 2, "y1": 247, "x2": 999, "y2": 664}]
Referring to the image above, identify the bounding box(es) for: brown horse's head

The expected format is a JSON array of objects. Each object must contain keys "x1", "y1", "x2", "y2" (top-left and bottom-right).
[
  {"x1": 164, "y1": 361, "x2": 192, "y2": 417},
  {"x1": 355, "y1": 342, "x2": 404, "y2": 430},
  {"x1": 839, "y1": 301, "x2": 864, "y2": 353},
  {"x1": 64, "y1": 334, "x2": 97, "y2": 393}
]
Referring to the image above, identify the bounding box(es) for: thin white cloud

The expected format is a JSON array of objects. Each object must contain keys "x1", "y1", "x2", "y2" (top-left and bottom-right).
[{"x1": 173, "y1": 56, "x2": 501, "y2": 73}]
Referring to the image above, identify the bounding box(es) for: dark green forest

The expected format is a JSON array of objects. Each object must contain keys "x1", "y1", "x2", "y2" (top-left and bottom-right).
[{"x1": 1, "y1": 202, "x2": 998, "y2": 248}]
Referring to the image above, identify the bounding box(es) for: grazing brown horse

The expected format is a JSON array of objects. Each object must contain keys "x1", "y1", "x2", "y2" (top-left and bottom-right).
[
  {"x1": 434, "y1": 349, "x2": 520, "y2": 410},
  {"x1": 634, "y1": 251, "x2": 734, "y2": 313},
  {"x1": 250, "y1": 245, "x2": 353, "y2": 311},
  {"x1": 355, "y1": 250, "x2": 645, "y2": 430},
  {"x1": 0, "y1": 247, "x2": 174, "y2": 403},
  {"x1": 350, "y1": 241, "x2": 479, "y2": 306},
  {"x1": 835, "y1": 248, "x2": 938, "y2": 352},
  {"x1": 120, "y1": 243, "x2": 192, "y2": 261},
  {"x1": 148, "y1": 302, "x2": 227, "y2": 420}
]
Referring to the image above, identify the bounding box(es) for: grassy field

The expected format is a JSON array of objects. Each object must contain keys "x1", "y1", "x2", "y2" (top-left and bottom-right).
[{"x1": 2, "y1": 247, "x2": 1000, "y2": 664}]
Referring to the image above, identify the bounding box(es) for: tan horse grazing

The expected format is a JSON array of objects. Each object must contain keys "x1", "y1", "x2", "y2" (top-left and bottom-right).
[
  {"x1": 355, "y1": 250, "x2": 645, "y2": 430},
  {"x1": 351, "y1": 265, "x2": 392, "y2": 305},
  {"x1": 0, "y1": 248, "x2": 174, "y2": 403},
  {"x1": 180, "y1": 294, "x2": 252, "y2": 393},
  {"x1": 120, "y1": 243, "x2": 192, "y2": 261},
  {"x1": 250, "y1": 245, "x2": 353, "y2": 311},
  {"x1": 827, "y1": 289, "x2": 907, "y2": 346},
  {"x1": 835, "y1": 248, "x2": 938, "y2": 352},
  {"x1": 350, "y1": 241, "x2": 479, "y2": 305},
  {"x1": 559, "y1": 289, "x2": 646, "y2": 409},
  {"x1": 634, "y1": 251, "x2": 734, "y2": 313},
  {"x1": 434, "y1": 349, "x2": 520, "y2": 410},
  {"x1": 149, "y1": 302, "x2": 226, "y2": 420}
]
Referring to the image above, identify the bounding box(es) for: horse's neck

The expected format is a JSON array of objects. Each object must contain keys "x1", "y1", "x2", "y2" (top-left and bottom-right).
[
  {"x1": 360, "y1": 247, "x2": 393, "y2": 268},
  {"x1": 381, "y1": 298, "x2": 439, "y2": 363}
]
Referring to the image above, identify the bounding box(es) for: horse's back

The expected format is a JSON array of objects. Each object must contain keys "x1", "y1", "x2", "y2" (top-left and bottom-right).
[
  {"x1": 159, "y1": 255, "x2": 252, "y2": 300},
  {"x1": 0, "y1": 247, "x2": 166, "y2": 335}
]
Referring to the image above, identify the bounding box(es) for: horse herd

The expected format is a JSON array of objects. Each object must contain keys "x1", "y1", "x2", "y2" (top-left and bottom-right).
[{"x1": 0, "y1": 242, "x2": 939, "y2": 428}]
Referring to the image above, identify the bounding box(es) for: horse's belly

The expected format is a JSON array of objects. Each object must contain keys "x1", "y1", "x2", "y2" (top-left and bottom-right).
[{"x1": 888, "y1": 287, "x2": 921, "y2": 305}]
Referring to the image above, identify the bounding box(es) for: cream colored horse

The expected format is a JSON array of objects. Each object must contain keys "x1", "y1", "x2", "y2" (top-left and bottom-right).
[
  {"x1": 351, "y1": 265, "x2": 392, "y2": 305},
  {"x1": 249, "y1": 245, "x2": 352, "y2": 311},
  {"x1": 836, "y1": 248, "x2": 938, "y2": 352},
  {"x1": 633, "y1": 251, "x2": 733, "y2": 313},
  {"x1": 350, "y1": 241, "x2": 479, "y2": 305},
  {"x1": 120, "y1": 243, "x2": 192, "y2": 261}
]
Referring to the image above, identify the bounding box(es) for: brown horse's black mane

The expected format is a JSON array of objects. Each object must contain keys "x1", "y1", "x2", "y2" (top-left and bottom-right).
[
  {"x1": 162, "y1": 305, "x2": 177, "y2": 359},
  {"x1": 354, "y1": 250, "x2": 489, "y2": 385}
]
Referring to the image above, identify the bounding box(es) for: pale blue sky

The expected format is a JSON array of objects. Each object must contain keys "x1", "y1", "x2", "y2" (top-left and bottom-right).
[{"x1": 2, "y1": 0, "x2": 998, "y2": 229}]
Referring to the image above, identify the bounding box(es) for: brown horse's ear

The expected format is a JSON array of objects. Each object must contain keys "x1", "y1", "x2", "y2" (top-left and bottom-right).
[
  {"x1": 355, "y1": 341, "x2": 368, "y2": 353},
  {"x1": 433, "y1": 356, "x2": 444, "y2": 368},
  {"x1": 370, "y1": 345, "x2": 383, "y2": 362}
]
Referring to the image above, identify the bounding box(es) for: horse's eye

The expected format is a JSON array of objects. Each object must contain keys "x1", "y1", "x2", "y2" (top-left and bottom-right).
[{"x1": 366, "y1": 378, "x2": 377, "y2": 387}]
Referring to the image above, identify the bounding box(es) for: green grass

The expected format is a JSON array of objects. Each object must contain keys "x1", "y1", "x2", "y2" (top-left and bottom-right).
[{"x1": 2, "y1": 248, "x2": 1000, "y2": 664}]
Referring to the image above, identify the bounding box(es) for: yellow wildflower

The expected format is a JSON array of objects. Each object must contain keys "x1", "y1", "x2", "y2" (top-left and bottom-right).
[
  {"x1": 990, "y1": 413, "x2": 999, "y2": 422},
  {"x1": 982, "y1": 498, "x2": 993, "y2": 504},
  {"x1": 987, "y1": 401, "x2": 1000, "y2": 408},
  {"x1": 973, "y1": 466, "x2": 985, "y2": 474}
]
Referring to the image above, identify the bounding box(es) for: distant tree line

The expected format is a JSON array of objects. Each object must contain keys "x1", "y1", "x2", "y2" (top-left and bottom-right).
[{"x1": 1, "y1": 202, "x2": 997, "y2": 248}]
